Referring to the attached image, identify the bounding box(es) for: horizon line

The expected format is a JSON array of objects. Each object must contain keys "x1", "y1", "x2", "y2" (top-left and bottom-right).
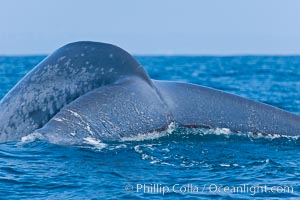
[{"x1": 1, "y1": 53, "x2": 300, "y2": 57}]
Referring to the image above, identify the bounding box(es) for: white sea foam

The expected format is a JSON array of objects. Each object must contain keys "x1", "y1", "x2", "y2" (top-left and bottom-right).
[
  {"x1": 220, "y1": 163, "x2": 231, "y2": 167},
  {"x1": 119, "y1": 121, "x2": 300, "y2": 143},
  {"x1": 21, "y1": 132, "x2": 44, "y2": 143},
  {"x1": 120, "y1": 122, "x2": 176, "y2": 142},
  {"x1": 19, "y1": 122, "x2": 299, "y2": 147},
  {"x1": 188, "y1": 127, "x2": 300, "y2": 141},
  {"x1": 248, "y1": 132, "x2": 300, "y2": 141},
  {"x1": 107, "y1": 144, "x2": 127, "y2": 150},
  {"x1": 83, "y1": 136, "x2": 107, "y2": 149},
  {"x1": 134, "y1": 144, "x2": 169, "y2": 165}
]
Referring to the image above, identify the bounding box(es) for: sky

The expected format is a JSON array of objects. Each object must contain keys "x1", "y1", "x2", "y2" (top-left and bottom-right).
[{"x1": 0, "y1": 0, "x2": 300, "y2": 55}]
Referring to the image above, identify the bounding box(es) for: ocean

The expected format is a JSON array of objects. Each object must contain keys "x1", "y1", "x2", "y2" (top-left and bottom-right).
[{"x1": 0, "y1": 56, "x2": 299, "y2": 199}]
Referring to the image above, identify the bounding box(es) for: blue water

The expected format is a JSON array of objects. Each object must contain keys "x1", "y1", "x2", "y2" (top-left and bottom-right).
[{"x1": 0, "y1": 56, "x2": 300, "y2": 199}]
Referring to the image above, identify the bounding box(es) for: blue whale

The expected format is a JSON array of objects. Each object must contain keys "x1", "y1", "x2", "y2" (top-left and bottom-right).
[{"x1": 0, "y1": 41, "x2": 299, "y2": 144}]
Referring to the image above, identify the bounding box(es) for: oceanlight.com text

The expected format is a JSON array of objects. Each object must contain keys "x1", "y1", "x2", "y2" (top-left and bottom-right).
[{"x1": 125, "y1": 183, "x2": 294, "y2": 196}]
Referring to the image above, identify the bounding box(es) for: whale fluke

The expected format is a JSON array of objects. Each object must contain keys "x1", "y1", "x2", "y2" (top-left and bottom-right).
[
  {"x1": 0, "y1": 41, "x2": 299, "y2": 144},
  {"x1": 155, "y1": 81, "x2": 300, "y2": 136},
  {"x1": 0, "y1": 41, "x2": 151, "y2": 142}
]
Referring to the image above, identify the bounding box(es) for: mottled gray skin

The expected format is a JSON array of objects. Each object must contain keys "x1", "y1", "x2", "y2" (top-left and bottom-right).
[
  {"x1": 155, "y1": 81, "x2": 300, "y2": 136},
  {"x1": 0, "y1": 42, "x2": 152, "y2": 142},
  {"x1": 0, "y1": 41, "x2": 300, "y2": 144},
  {"x1": 38, "y1": 78, "x2": 172, "y2": 145}
]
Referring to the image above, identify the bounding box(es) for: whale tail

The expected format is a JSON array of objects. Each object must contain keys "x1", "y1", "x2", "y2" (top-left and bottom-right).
[
  {"x1": 0, "y1": 41, "x2": 151, "y2": 142},
  {"x1": 36, "y1": 78, "x2": 172, "y2": 144},
  {"x1": 154, "y1": 80, "x2": 300, "y2": 136},
  {"x1": 1, "y1": 41, "x2": 300, "y2": 144}
]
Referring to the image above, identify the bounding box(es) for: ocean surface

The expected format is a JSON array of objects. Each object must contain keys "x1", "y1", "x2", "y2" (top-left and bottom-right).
[{"x1": 0, "y1": 56, "x2": 300, "y2": 199}]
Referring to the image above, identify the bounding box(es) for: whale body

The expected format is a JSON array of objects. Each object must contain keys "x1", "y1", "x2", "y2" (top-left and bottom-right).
[{"x1": 0, "y1": 41, "x2": 299, "y2": 144}]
